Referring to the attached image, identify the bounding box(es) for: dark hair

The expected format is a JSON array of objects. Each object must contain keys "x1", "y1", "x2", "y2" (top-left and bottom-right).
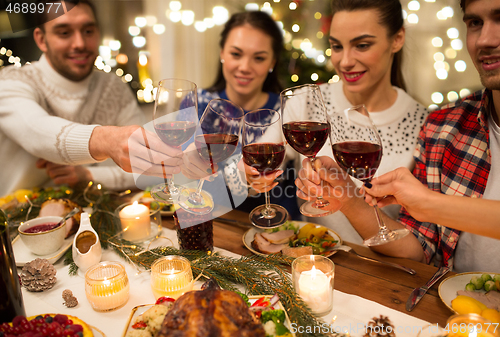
[
  {"x1": 207, "y1": 11, "x2": 284, "y2": 94},
  {"x1": 460, "y1": 0, "x2": 466, "y2": 11},
  {"x1": 36, "y1": 0, "x2": 98, "y2": 31},
  {"x1": 330, "y1": 0, "x2": 406, "y2": 91}
]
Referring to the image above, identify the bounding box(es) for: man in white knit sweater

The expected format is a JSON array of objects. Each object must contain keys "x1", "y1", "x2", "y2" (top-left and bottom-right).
[{"x1": 0, "y1": 0, "x2": 182, "y2": 196}]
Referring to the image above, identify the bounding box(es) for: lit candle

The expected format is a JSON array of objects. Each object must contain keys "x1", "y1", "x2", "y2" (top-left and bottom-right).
[
  {"x1": 297, "y1": 266, "x2": 332, "y2": 314},
  {"x1": 85, "y1": 262, "x2": 130, "y2": 311},
  {"x1": 150, "y1": 256, "x2": 194, "y2": 300},
  {"x1": 119, "y1": 201, "x2": 150, "y2": 241}
]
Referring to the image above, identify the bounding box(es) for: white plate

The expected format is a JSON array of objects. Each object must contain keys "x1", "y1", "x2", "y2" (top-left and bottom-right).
[
  {"x1": 12, "y1": 234, "x2": 74, "y2": 266},
  {"x1": 131, "y1": 192, "x2": 174, "y2": 216},
  {"x1": 438, "y1": 272, "x2": 500, "y2": 313},
  {"x1": 242, "y1": 220, "x2": 342, "y2": 257},
  {"x1": 122, "y1": 295, "x2": 294, "y2": 337}
]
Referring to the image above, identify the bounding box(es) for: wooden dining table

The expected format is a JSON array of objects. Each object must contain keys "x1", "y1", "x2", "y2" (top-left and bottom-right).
[{"x1": 163, "y1": 209, "x2": 455, "y2": 327}]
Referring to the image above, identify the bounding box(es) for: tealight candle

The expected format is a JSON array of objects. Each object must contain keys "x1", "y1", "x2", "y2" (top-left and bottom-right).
[
  {"x1": 118, "y1": 201, "x2": 150, "y2": 241},
  {"x1": 292, "y1": 255, "x2": 334, "y2": 316},
  {"x1": 85, "y1": 262, "x2": 129, "y2": 311},
  {"x1": 151, "y1": 256, "x2": 194, "y2": 300}
]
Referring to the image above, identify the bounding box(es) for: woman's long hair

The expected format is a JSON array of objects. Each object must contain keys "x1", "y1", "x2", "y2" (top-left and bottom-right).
[
  {"x1": 330, "y1": 0, "x2": 406, "y2": 91},
  {"x1": 207, "y1": 11, "x2": 284, "y2": 94}
]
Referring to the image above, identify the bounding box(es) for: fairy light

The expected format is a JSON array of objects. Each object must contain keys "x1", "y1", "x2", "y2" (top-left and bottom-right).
[
  {"x1": 451, "y1": 39, "x2": 463, "y2": 50},
  {"x1": 431, "y1": 92, "x2": 444, "y2": 104},
  {"x1": 169, "y1": 1, "x2": 181, "y2": 11},
  {"x1": 460, "y1": 89, "x2": 471, "y2": 98},
  {"x1": 447, "y1": 91, "x2": 459, "y2": 102},
  {"x1": 447, "y1": 28, "x2": 459, "y2": 39},
  {"x1": 291, "y1": 74, "x2": 299, "y2": 82},
  {"x1": 432, "y1": 37, "x2": 443, "y2": 47},
  {"x1": 455, "y1": 60, "x2": 467, "y2": 72},
  {"x1": 408, "y1": 1, "x2": 420, "y2": 11},
  {"x1": 289, "y1": 2, "x2": 297, "y2": 10},
  {"x1": 445, "y1": 48, "x2": 457, "y2": 59}
]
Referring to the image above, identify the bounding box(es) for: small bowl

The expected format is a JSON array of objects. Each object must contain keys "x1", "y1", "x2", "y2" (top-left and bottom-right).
[{"x1": 18, "y1": 216, "x2": 66, "y2": 255}]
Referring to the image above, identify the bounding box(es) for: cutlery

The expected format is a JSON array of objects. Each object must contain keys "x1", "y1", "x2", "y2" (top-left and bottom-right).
[
  {"x1": 56, "y1": 207, "x2": 80, "y2": 227},
  {"x1": 406, "y1": 265, "x2": 450, "y2": 311},
  {"x1": 331, "y1": 245, "x2": 417, "y2": 275},
  {"x1": 215, "y1": 217, "x2": 253, "y2": 228}
]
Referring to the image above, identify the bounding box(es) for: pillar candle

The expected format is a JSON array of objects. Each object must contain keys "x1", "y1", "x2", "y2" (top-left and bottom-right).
[{"x1": 119, "y1": 202, "x2": 150, "y2": 241}]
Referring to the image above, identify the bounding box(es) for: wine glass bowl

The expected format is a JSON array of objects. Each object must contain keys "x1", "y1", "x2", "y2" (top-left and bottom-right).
[
  {"x1": 329, "y1": 104, "x2": 409, "y2": 246},
  {"x1": 150, "y1": 79, "x2": 198, "y2": 204},
  {"x1": 179, "y1": 98, "x2": 244, "y2": 214},
  {"x1": 242, "y1": 109, "x2": 288, "y2": 229},
  {"x1": 280, "y1": 84, "x2": 337, "y2": 217}
]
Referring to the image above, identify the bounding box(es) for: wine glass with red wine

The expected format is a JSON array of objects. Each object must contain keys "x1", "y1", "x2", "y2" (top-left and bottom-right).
[
  {"x1": 329, "y1": 104, "x2": 409, "y2": 246},
  {"x1": 280, "y1": 84, "x2": 339, "y2": 217},
  {"x1": 242, "y1": 109, "x2": 288, "y2": 229},
  {"x1": 178, "y1": 98, "x2": 244, "y2": 214},
  {"x1": 150, "y1": 79, "x2": 198, "y2": 204}
]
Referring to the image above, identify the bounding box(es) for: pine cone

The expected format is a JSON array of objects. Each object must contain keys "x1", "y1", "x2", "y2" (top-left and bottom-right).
[
  {"x1": 21, "y1": 258, "x2": 57, "y2": 292},
  {"x1": 364, "y1": 315, "x2": 396, "y2": 337},
  {"x1": 62, "y1": 289, "x2": 78, "y2": 308}
]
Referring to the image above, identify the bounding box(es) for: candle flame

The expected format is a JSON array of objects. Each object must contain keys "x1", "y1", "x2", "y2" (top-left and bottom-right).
[{"x1": 310, "y1": 265, "x2": 317, "y2": 279}]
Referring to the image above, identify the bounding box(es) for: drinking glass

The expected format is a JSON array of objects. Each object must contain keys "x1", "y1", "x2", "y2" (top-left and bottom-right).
[
  {"x1": 329, "y1": 104, "x2": 409, "y2": 246},
  {"x1": 242, "y1": 109, "x2": 288, "y2": 228},
  {"x1": 150, "y1": 256, "x2": 194, "y2": 300},
  {"x1": 281, "y1": 84, "x2": 338, "y2": 217},
  {"x1": 179, "y1": 98, "x2": 244, "y2": 214},
  {"x1": 150, "y1": 79, "x2": 198, "y2": 204}
]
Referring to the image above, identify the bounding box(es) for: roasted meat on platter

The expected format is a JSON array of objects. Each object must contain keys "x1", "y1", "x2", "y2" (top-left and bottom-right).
[{"x1": 156, "y1": 279, "x2": 265, "y2": 337}]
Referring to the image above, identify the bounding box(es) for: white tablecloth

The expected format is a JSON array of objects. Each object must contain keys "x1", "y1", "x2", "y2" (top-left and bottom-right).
[{"x1": 20, "y1": 228, "x2": 430, "y2": 337}]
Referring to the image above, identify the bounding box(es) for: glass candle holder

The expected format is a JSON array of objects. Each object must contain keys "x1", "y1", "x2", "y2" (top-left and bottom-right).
[
  {"x1": 292, "y1": 255, "x2": 335, "y2": 316},
  {"x1": 85, "y1": 261, "x2": 129, "y2": 311},
  {"x1": 173, "y1": 209, "x2": 213, "y2": 252},
  {"x1": 150, "y1": 255, "x2": 194, "y2": 300},
  {"x1": 115, "y1": 201, "x2": 161, "y2": 242},
  {"x1": 446, "y1": 314, "x2": 500, "y2": 337}
]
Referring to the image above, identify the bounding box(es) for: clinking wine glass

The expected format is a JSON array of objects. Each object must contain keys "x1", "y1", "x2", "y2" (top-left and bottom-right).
[
  {"x1": 242, "y1": 109, "x2": 288, "y2": 229},
  {"x1": 150, "y1": 79, "x2": 198, "y2": 204},
  {"x1": 280, "y1": 84, "x2": 339, "y2": 217},
  {"x1": 329, "y1": 104, "x2": 409, "y2": 246},
  {"x1": 179, "y1": 98, "x2": 244, "y2": 214}
]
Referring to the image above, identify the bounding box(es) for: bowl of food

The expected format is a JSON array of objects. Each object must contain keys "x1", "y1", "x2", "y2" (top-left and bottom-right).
[{"x1": 18, "y1": 216, "x2": 66, "y2": 255}]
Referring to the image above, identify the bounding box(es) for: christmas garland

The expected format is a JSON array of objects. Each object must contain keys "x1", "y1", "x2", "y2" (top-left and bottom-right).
[{"x1": 4, "y1": 182, "x2": 340, "y2": 337}]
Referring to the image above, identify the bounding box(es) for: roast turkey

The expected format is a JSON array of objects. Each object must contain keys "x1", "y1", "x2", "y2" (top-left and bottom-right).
[{"x1": 156, "y1": 279, "x2": 265, "y2": 337}]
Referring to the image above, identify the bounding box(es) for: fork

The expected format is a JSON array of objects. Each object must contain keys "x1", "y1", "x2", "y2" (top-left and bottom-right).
[{"x1": 331, "y1": 245, "x2": 416, "y2": 275}]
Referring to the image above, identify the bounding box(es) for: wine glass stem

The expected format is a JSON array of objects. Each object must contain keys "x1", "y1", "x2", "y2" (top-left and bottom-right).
[
  {"x1": 188, "y1": 179, "x2": 205, "y2": 205},
  {"x1": 310, "y1": 157, "x2": 330, "y2": 208},
  {"x1": 166, "y1": 177, "x2": 178, "y2": 195},
  {"x1": 373, "y1": 204, "x2": 390, "y2": 235},
  {"x1": 261, "y1": 191, "x2": 276, "y2": 219}
]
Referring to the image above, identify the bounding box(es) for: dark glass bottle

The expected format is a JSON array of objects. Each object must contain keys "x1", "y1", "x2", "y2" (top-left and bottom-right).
[{"x1": 0, "y1": 209, "x2": 26, "y2": 323}]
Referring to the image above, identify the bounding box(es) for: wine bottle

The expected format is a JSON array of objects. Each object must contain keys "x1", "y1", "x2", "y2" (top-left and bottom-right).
[{"x1": 0, "y1": 209, "x2": 26, "y2": 323}]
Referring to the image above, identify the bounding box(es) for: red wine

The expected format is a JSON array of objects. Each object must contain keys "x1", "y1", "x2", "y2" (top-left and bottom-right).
[
  {"x1": 0, "y1": 210, "x2": 26, "y2": 323},
  {"x1": 331, "y1": 141, "x2": 382, "y2": 181},
  {"x1": 23, "y1": 222, "x2": 60, "y2": 233},
  {"x1": 155, "y1": 121, "x2": 196, "y2": 147},
  {"x1": 242, "y1": 143, "x2": 285, "y2": 173},
  {"x1": 173, "y1": 209, "x2": 213, "y2": 252},
  {"x1": 282, "y1": 121, "x2": 329, "y2": 157},
  {"x1": 195, "y1": 134, "x2": 239, "y2": 170}
]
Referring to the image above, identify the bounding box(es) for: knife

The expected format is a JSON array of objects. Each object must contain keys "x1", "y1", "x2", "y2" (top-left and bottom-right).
[{"x1": 406, "y1": 265, "x2": 450, "y2": 312}]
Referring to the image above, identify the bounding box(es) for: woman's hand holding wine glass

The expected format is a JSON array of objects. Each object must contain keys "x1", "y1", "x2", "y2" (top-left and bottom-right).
[
  {"x1": 150, "y1": 79, "x2": 198, "y2": 204},
  {"x1": 280, "y1": 84, "x2": 341, "y2": 217}
]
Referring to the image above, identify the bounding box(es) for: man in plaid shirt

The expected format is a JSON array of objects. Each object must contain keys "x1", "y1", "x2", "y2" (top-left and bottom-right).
[{"x1": 296, "y1": 0, "x2": 500, "y2": 271}]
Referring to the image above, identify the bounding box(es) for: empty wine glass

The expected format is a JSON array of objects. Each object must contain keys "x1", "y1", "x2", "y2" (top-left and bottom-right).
[
  {"x1": 178, "y1": 98, "x2": 244, "y2": 214},
  {"x1": 242, "y1": 109, "x2": 288, "y2": 229},
  {"x1": 329, "y1": 104, "x2": 409, "y2": 246},
  {"x1": 150, "y1": 79, "x2": 198, "y2": 204},
  {"x1": 281, "y1": 84, "x2": 339, "y2": 217}
]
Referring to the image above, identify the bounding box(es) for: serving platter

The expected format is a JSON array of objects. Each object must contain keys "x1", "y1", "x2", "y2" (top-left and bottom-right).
[
  {"x1": 438, "y1": 272, "x2": 500, "y2": 313},
  {"x1": 12, "y1": 234, "x2": 74, "y2": 266},
  {"x1": 121, "y1": 295, "x2": 294, "y2": 337},
  {"x1": 242, "y1": 220, "x2": 342, "y2": 257}
]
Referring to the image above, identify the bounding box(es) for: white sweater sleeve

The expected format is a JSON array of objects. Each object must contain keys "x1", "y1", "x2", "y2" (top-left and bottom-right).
[
  {"x1": 86, "y1": 99, "x2": 147, "y2": 190},
  {"x1": 0, "y1": 79, "x2": 99, "y2": 165}
]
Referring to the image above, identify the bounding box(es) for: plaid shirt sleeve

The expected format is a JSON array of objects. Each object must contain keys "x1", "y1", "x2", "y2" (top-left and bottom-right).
[{"x1": 398, "y1": 122, "x2": 440, "y2": 264}]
